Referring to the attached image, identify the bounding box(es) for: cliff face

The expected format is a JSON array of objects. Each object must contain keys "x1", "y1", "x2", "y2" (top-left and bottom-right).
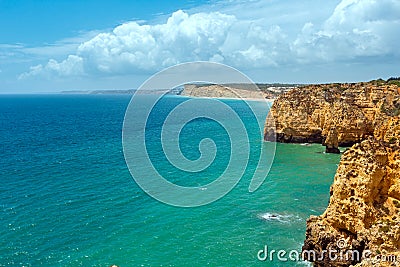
[
  {"x1": 265, "y1": 80, "x2": 400, "y2": 266},
  {"x1": 303, "y1": 117, "x2": 400, "y2": 266},
  {"x1": 264, "y1": 82, "x2": 400, "y2": 153}
]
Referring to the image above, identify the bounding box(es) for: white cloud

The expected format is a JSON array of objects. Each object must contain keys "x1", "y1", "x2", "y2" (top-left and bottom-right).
[
  {"x1": 76, "y1": 10, "x2": 239, "y2": 74},
  {"x1": 18, "y1": 55, "x2": 83, "y2": 79},
  {"x1": 292, "y1": 0, "x2": 400, "y2": 62},
  {"x1": 19, "y1": 0, "x2": 400, "y2": 79},
  {"x1": 20, "y1": 10, "x2": 291, "y2": 78}
]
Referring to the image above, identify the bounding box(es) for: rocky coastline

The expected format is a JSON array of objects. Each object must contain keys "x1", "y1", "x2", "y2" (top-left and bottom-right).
[
  {"x1": 264, "y1": 80, "x2": 400, "y2": 153},
  {"x1": 265, "y1": 79, "x2": 400, "y2": 266}
]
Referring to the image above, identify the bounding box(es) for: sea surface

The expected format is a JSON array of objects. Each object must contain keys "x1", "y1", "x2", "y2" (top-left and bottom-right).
[{"x1": 0, "y1": 95, "x2": 341, "y2": 266}]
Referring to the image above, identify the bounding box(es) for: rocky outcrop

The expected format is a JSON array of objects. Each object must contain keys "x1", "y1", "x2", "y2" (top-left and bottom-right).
[
  {"x1": 265, "y1": 80, "x2": 400, "y2": 266},
  {"x1": 302, "y1": 116, "x2": 400, "y2": 266},
  {"x1": 264, "y1": 81, "x2": 400, "y2": 153}
]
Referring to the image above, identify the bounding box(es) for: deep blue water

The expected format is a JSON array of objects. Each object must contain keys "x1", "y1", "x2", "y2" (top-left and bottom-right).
[{"x1": 0, "y1": 95, "x2": 340, "y2": 266}]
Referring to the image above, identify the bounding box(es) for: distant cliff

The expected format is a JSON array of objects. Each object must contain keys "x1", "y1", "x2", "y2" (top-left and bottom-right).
[
  {"x1": 264, "y1": 81, "x2": 400, "y2": 153},
  {"x1": 60, "y1": 88, "x2": 183, "y2": 95},
  {"x1": 181, "y1": 83, "x2": 295, "y2": 99}
]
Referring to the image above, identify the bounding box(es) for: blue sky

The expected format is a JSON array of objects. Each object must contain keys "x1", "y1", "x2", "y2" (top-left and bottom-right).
[{"x1": 1, "y1": 0, "x2": 399, "y2": 93}]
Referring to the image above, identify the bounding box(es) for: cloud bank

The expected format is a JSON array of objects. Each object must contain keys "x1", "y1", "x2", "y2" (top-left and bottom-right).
[{"x1": 20, "y1": 0, "x2": 400, "y2": 79}]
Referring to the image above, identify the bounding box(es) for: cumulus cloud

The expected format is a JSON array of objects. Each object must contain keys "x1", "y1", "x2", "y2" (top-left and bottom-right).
[
  {"x1": 19, "y1": 0, "x2": 400, "y2": 78},
  {"x1": 293, "y1": 0, "x2": 400, "y2": 62},
  {"x1": 77, "y1": 10, "x2": 238, "y2": 73},
  {"x1": 19, "y1": 10, "x2": 291, "y2": 78},
  {"x1": 19, "y1": 55, "x2": 83, "y2": 79}
]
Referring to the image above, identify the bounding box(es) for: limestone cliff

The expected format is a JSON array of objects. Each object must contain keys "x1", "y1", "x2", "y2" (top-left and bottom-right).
[
  {"x1": 265, "y1": 80, "x2": 400, "y2": 266},
  {"x1": 264, "y1": 81, "x2": 400, "y2": 153},
  {"x1": 185, "y1": 80, "x2": 400, "y2": 266},
  {"x1": 303, "y1": 117, "x2": 400, "y2": 266}
]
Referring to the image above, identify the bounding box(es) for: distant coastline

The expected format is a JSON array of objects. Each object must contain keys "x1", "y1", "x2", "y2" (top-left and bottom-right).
[
  {"x1": 60, "y1": 88, "x2": 183, "y2": 95},
  {"x1": 59, "y1": 83, "x2": 301, "y2": 99},
  {"x1": 181, "y1": 83, "x2": 299, "y2": 100}
]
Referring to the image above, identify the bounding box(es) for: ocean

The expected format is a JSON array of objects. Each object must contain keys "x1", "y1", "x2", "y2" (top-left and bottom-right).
[{"x1": 0, "y1": 95, "x2": 340, "y2": 266}]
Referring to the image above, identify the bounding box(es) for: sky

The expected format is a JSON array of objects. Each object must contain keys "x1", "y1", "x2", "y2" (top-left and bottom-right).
[{"x1": 0, "y1": 0, "x2": 399, "y2": 93}]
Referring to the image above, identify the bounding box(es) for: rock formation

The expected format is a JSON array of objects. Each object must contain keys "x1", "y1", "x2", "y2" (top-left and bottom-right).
[
  {"x1": 303, "y1": 118, "x2": 400, "y2": 266},
  {"x1": 297, "y1": 80, "x2": 400, "y2": 266},
  {"x1": 264, "y1": 81, "x2": 400, "y2": 153}
]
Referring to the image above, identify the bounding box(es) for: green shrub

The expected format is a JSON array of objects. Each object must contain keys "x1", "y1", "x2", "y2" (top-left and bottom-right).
[
  {"x1": 379, "y1": 225, "x2": 390, "y2": 233},
  {"x1": 388, "y1": 80, "x2": 400, "y2": 86}
]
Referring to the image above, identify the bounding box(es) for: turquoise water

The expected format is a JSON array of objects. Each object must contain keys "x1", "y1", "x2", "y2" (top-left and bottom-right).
[{"x1": 0, "y1": 95, "x2": 340, "y2": 266}]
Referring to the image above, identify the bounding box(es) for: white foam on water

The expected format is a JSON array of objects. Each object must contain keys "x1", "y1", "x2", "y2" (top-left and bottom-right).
[{"x1": 258, "y1": 212, "x2": 301, "y2": 223}]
